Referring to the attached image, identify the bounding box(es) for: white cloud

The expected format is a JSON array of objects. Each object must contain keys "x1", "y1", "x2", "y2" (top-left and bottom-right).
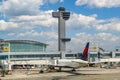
[
  {"x1": 9, "y1": 10, "x2": 57, "y2": 28},
  {"x1": 67, "y1": 13, "x2": 99, "y2": 29},
  {"x1": 0, "y1": 0, "x2": 62, "y2": 17},
  {"x1": 75, "y1": 0, "x2": 120, "y2": 8},
  {"x1": 18, "y1": 30, "x2": 58, "y2": 40},
  {"x1": 40, "y1": 31, "x2": 58, "y2": 39},
  {"x1": 18, "y1": 30, "x2": 39, "y2": 38},
  {"x1": 49, "y1": 0, "x2": 59, "y2": 4},
  {"x1": 0, "y1": 0, "x2": 44, "y2": 16},
  {"x1": 94, "y1": 33, "x2": 119, "y2": 42},
  {"x1": 44, "y1": 0, "x2": 63, "y2": 4},
  {"x1": 60, "y1": 0, "x2": 64, "y2": 2},
  {"x1": 46, "y1": 40, "x2": 58, "y2": 51},
  {"x1": 95, "y1": 18, "x2": 120, "y2": 32},
  {"x1": 0, "y1": 20, "x2": 18, "y2": 31},
  {"x1": 67, "y1": 13, "x2": 120, "y2": 33},
  {"x1": 0, "y1": 10, "x2": 57, "y2": 33},
  {"x1": 8, "y1": 33, "x2": 15, "y2": 36},
  {"x1": 68, "y1": 32, "x2": 120, "y2": 51}
]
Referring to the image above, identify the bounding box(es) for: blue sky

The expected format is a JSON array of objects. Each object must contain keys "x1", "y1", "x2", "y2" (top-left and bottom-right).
[{"x1": 0, "y1": 0, "x2": 120, "y2": 51}]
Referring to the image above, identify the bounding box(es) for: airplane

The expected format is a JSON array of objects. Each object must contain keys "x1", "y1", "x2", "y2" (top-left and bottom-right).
[
  {"x1": 39, "y1": 42, "x2": 90, "y2": 73},
  {"x1": 100, "y1": 58, "x2": 120, "y2": 62}
]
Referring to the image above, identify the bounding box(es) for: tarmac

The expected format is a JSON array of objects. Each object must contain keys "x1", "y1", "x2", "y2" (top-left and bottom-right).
[{"x1": 0, "y1": 67, "x2": 120, "y2": 80}]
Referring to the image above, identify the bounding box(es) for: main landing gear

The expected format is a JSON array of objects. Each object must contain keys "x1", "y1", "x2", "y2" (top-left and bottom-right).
[{"x1": 72, "y1": 68, "x2": 76, "y2": 71}]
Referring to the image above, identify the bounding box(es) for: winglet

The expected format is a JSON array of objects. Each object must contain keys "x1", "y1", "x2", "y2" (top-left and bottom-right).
[{"x1": 83, "y1": 42, "x2": 89, "y2": 61}]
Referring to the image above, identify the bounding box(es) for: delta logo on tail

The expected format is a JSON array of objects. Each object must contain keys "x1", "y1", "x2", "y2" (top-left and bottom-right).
[{"x1": 82, "y1": 42, "x2": 89, "y2": 61}]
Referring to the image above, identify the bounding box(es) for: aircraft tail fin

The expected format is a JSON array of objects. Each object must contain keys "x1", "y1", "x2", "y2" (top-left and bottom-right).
[{"x1": 82, "y1": 42, "x2": 89, "y2": 61}]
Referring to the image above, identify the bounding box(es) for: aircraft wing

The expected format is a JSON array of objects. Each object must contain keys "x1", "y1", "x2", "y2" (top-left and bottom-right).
[
  {"x1": 71, "y1": 59, "x2": 88, "y2": 64},
  {"x1": 100, "y1": 58, "x2": 120, "y2": 62},
  {"x1": 58, "y1": 59, "x2": 88, "y2": 63},
  {"x1": 90, "y1": 58, "x2": 120, "y2": 63}
]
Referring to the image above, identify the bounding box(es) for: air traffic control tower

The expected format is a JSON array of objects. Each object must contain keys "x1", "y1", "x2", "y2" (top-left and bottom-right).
[{"x1": 52, "y1": 7, "x2": 71, "y2": 51}]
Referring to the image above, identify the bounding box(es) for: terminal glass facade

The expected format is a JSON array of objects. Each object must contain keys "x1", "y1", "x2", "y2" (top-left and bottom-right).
[
  {"x1": 5, "y1": 40, "x2": 47, "y2": 52},
  {"x1": 10, "y1": 42, "x2": 46, "y2": 52}
]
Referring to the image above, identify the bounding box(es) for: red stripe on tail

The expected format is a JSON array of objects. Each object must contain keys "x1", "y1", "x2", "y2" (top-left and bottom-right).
[{"x1": 83, "y1": 42, "x2": 89, "y2": 61}]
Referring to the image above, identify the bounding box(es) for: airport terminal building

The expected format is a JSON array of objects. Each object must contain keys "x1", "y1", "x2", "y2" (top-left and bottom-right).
[
  {"x1": 0, "y1": 39, "x2": 120, "y2": 61},
  {"x1": 0, "y1": 39, "x2": 120, "y2": 70}
]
